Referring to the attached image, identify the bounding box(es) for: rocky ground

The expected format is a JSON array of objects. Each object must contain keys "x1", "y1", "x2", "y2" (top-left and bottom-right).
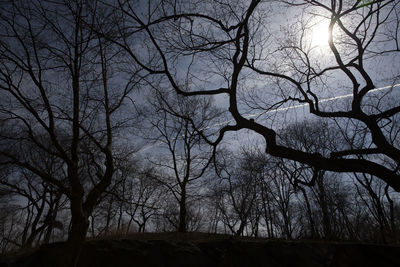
[{"x1": 2, "y1": 232, "x2": 400, "y2": 267}]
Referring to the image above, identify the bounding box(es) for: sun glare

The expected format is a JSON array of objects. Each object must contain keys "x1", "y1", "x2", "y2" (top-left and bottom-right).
[{"x1": 311, "y1": 21, "x2": 330, "y2": 47}]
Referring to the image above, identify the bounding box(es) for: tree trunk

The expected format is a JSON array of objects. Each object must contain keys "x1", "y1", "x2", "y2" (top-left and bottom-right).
[
  {"x1": 236, "y1": 219, "x2": 247, "y2": 236},
  {"x1": 317, "y1": 174, "x2": 332, "y2": 240},
  {"x1": 385, "y1": 185, "x2": 397, "y2": 242},
  {"x1": 104, "y1": 198, "x2": 113, "y2": 235},
  {"x1": 178, "y1": 191, "x2": 187, "y2": 232},
  {"x1": 299, "y1": 186, "x2": 318, "y2": 238},
  {"x1": 64, "y1": 191, "x2": 90, "y2": 267},
  {"x1": 66, "y1": 211, "x2": 89, "y2": 267}
]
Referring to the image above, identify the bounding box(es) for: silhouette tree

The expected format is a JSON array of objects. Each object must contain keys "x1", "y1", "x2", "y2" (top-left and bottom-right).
[
  {"x1": 113, "y1": 0, "x2": 400, "y2": 190},
  {"x1": 213, "y1": 149, "x2": 260, "y2": 236},
  {"x1": 0, "y1": 1, "x2": 141, "y2": 265},
  {"x1": 145, "y1": 92, "x2": 218, "y2": 232},
  {"x1": 353, "y1": 172, "x2": 399, "y2": 242}
]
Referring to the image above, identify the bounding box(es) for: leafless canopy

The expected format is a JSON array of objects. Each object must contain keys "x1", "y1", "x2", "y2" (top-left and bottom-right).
[{"x1": 108, "y1": 0, "x2": 400, "y2": 190}]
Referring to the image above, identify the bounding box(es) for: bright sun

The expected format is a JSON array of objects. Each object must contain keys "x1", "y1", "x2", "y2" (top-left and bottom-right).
[{"x1": 311, "y1": 21, "x2": 330, "y2": 47}]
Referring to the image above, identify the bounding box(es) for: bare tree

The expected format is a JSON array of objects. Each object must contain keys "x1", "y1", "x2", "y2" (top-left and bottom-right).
[
  {"x1": 278, "y1": 119, "x2": 344, "y2": 240},
  {"x1": 111, "y1": 0, "x2": 400, "y2": 190},
  {"x1": 213, "y1": 149, "x2": 260, "y2": 236},
  {"x1": 353, "y1": 172, "x2": 400, "y2": 242},
  {"x1": 0, "y1": 173, "x2": 65, "y2": 248},
  {"x1": 105, "y1": 161, "x2": 164, "y2": 234},
  {"x1": 0, "y1": 1, "x2": 141, "y2": 264},
  {"x1": 145, "y1": 92, "x2": 217, "y2": 232}
]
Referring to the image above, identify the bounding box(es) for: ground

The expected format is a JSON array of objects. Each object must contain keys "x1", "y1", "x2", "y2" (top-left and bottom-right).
[{"x1": 2, "y1": 232, "x2": 400, "y2": 266}]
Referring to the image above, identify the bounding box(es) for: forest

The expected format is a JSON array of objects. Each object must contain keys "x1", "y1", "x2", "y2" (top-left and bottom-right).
[{"x1": 0, "y1": 0, "x2": 400, "y2": 266}]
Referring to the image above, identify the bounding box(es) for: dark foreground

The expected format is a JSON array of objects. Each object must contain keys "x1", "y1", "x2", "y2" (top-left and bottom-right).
[{"x1": 2, "y1": 233, "x2": 400, "y2": 267}]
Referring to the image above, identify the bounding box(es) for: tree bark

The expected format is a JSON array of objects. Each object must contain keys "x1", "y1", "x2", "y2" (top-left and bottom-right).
[
  {"x1": 178, "y1": 190, "x2": 187, "y2": 232},
  {"x1": 66, "y1": 209, "x2": 90, "y2": 267}
]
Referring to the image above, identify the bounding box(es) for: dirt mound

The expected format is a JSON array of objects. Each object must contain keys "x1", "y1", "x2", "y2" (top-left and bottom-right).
[{"x1": 2, "y1": 233, "x2": 400, "y2": 267}]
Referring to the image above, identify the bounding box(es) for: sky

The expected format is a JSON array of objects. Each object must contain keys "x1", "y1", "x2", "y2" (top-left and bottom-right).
[
  {"x1": 131, "y1": 0, "x2": 400, "y2": 157},
  {"x1": 1, "y1": 0, "x2": 399, "y2": 173}
]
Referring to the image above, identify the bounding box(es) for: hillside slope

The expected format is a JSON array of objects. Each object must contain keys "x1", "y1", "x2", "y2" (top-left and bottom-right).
[{"x1": 2, "y1": 233, "x2": 400, "y2": 267}]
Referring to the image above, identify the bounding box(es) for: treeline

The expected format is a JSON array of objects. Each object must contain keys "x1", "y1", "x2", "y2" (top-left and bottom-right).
[
  {"x1": 0, "y1": 1, "x2": 400, "y2": 265},
  {"x1": 1, "y1": 119, "x2": 399, "y2": 254}
]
